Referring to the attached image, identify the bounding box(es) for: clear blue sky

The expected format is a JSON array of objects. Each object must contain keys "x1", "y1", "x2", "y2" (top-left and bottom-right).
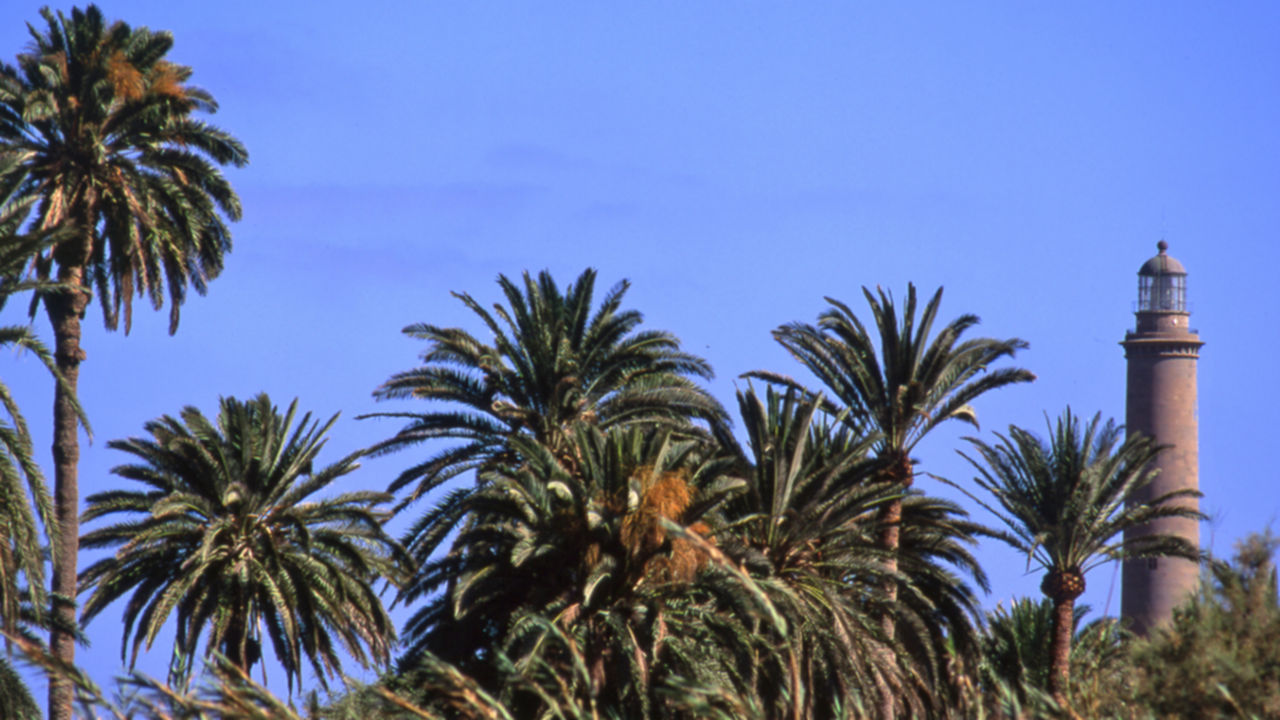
[{"x1": 6, "y1": 0, "x2": 1279, "y2": 700}]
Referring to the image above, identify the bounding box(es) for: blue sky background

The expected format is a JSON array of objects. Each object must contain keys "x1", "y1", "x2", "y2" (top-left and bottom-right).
[{"x1": 5, "y1": 0, "x2": 1280, "y2": 700}]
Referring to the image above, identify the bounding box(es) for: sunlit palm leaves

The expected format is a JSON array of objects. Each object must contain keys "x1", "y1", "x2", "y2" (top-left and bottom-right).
[
  {"x1": 748, "y1": 285, "x2": 1028, "y2": 716},
  {"x1": 78, "y1": 394, "x2": 406, "y2": 692},
  {"x1": 367, "y1": 268, "x2": 726, "y2": 518},
  {"x1": 754, "y1": 284, "x2": 1034, "y2": 473}
]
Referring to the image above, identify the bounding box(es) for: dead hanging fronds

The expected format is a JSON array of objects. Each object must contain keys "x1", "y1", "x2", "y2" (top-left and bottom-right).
[
  {"x1": 148, "y1": 60, "x2": 188, "y2": 100},
  {"x1": 106, "y1": 50, "x2": 144, "y2": 101},
  {"x1": 620, "y1": 466, "x2": 714, "y2": 585}
]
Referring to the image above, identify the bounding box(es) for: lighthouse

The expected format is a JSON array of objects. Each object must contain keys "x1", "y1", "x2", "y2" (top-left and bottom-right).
[{"x1": 1120, "y1": 241, "x2": 1203, "y2": 635}]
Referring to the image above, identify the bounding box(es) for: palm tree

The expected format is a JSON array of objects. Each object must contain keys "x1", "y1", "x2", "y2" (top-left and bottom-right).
[
  {"x1": 0, "y1": 8, "x2": 247, "y2": 713},
  {"x1": 752, "y1": 284, "x2": 1033, "y2": 584},
  {"x1": 77, "y1": 394, "x2": 406, "y2": 692},
  {"x1": 367, "y1": 268, "x2": 726, "y2": 532},
  {"x1": 750, "y1": 284, "x2": 1032, "y2": 716},
  {"x1": 960, "y1": 409, "x2": 1202, "y2": 706}
]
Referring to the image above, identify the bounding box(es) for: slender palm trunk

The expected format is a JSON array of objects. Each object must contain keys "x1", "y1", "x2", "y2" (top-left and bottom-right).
[
  {"x1": 1048, "y1": 595, "x2": 1075, "y2": 708},
  {"x1": 45, "y1": 262, "x2": 87, "y2": 720},
  {"x1": 875, "y1": 452, "x2": 911, "y2": 720}
]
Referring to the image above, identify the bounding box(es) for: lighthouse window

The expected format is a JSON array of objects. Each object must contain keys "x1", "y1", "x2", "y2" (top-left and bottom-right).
[
  {"x1": 1138, "y1": 275, "x2": 1186, "y2": 312},
  {"x1": 1148, "y1": 558, "x2": 1158, "y2": 570}
]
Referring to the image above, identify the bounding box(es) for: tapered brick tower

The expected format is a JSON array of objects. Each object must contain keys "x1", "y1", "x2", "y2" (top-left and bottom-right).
[{"x1": 1120, "y1": 241, "x2": 1203, "y2": 636}]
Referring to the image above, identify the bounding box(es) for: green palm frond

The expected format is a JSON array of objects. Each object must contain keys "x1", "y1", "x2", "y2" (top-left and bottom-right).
[
  {"x1": 960, "y1": 409, "x2": 1203, "y2": 577},
  {"x1": 364, "y1": 268, "x2": 727, "y2": 525}
]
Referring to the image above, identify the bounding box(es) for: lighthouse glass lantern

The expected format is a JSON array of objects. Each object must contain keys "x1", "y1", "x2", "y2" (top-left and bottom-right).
[{"x1": 1137, "y1": 241, "x2": 1186, "y2": 312}]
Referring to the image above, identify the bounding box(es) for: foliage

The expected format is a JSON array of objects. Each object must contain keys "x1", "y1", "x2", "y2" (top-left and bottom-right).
[
  {"x1": 396, "y1": 422, "x2": 765, "y2": 717},
  {"x1": 716, "y1": 385, "x2": 907, "y2": 718},
  {"x1": 78, "y1": 394, "x2": 406, "y2": 692},
  {"x1": 1125, "y1": 532, "x2": 1280, "y2": 719},
  {"x1": 0, "y1": 324, "x2": 58, "y2": 628},
  {"x1": 2, "y1": 6, "x2": 248, "y2": 716},
  {"x1": 752, "y1": 283, "x2": 1033, "y2": 475},
  {"x1": 749, "y1": 284, "x2": 1029, "y2": 717},
  {"x1": 0, "y1": 653, "x2": 42, "y2": 720},
  {"x1": 979, "y1": 599, "x2": 1130, "y2": 716}
]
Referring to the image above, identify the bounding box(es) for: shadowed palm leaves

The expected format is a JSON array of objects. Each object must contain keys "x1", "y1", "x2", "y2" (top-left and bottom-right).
[
  {"x1": 1, "y1": 8, "x2": 246, "y2": 714},
  {"x1": 720, "y1": 386, "x2": 990, "y2": 719},
  {"x1": 367, "y1": 268, "x2": 726, "y2": 517},
  {"x1": 399, "y1": 423, "x2": 754, "y2": 717},
  {"x1": 78, "y1": 394, "x2": 406, "y2": 692},
  {"x1": 720, "y1": 385, "x2": 903, "y2": 719},
  {"x1": 0, "y1": 326, "x2": 59, "y2": 631},
  {"x1": 960, "y1": 409, "x2": 1202, "y2": 705}
]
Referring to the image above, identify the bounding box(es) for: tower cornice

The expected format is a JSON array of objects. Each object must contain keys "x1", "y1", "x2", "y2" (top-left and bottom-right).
[{"x1": 1120, "y1": 337, "x2": 1203, "y2": 359}]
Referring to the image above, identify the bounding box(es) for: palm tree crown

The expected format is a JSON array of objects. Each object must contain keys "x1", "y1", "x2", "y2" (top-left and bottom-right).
[
  {"x1": 367, "y1": 268, "x2": 726, "y2": 515},
  {"x1": 78, "y1": 394, "x2": 406, "y2": 691},
  {"x1": 960, "y1": 408, "x2": 1203, "y2": 704},
  {"x1": 0, "y1": 4, "x2": 248, "y2": 333},
  {"x1": 755, "y1": 284, "x2": 1034, "y2": 477}
]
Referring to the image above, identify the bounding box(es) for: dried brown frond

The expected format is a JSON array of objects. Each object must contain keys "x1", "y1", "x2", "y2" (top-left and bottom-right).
[
  {"x1": 107, "y1": 50, "x2": 144, "y2": 101},
  {"x1": 644, "y1": 471, "x2": 693, "y2": 519},
  {"x1": 148, "y1": 60, "x2": 187, "y2": 99}
]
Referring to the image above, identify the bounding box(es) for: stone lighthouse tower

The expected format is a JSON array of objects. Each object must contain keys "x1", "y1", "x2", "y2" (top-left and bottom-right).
[{"x1": 1120, "y1": 241, "x2": 1203, "y2": 635}]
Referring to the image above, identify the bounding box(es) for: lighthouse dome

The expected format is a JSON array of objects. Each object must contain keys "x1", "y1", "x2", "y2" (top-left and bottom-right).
[{"x1": 1139, "y1": 240, "x2": 1186, "y2": 276}]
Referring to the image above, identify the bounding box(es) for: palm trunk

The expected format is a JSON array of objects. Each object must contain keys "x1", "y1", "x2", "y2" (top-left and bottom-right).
[
  {"x1": 1048, "y1": 595, "x2": 1075, "y2": 708},
  {"x1": 45, "y1": 262, "x2": 88, "y2": 720},
  {"x1": 875, "y1": 452, "x2": 911, "y2": 720}
]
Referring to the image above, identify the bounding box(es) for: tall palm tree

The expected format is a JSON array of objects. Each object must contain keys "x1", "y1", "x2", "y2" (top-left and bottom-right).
[
  {"x1": 367, "y1": 268, "x2": 726, "y2": 531},
  {"x1": 960, "y1": 409, "x2": 1202, "y2": 706},
  {"x1": 750, "y1": 284, "x2": 1032, "y2": 716},
  {"x1": 0, "y1": 8, "x2": 247, "y2": 713},
  {"x1": 78, "y1": 394, "x2": 406, "y2": 692},
  {"x1": 752, "y1": 284, "x2": 1033, "y2": 582}
]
